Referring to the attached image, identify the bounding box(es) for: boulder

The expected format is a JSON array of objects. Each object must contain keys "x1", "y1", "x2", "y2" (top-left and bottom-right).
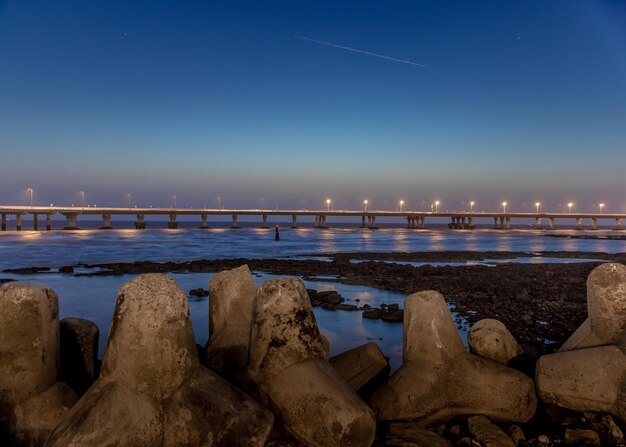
[
  {"x1": 248, "y1": 278, "x2": 376, "y2": 447},
  {"x1": 467, "y1": 415, "x2": 516, "y2": 447},
  {"x1": 205, "y1": 265, "x2": 256, "y2": 381},
  {"x1": 46, "y1": 274, "x2": 273, "y2": 446},
  {"x1": 383, "y1": 422, "x2": 452, "y2": 447},
  {"x1": 468, "y1": 319, "x2": 523, "y2": 365},
  {"x1": 330, "y1": 342, "x2": 389, "y2": 393},
  {"x1": 370, "y1": 291, "x2": 537, "y2": 426},
  {"x1": 59, "y1": 317, "x2": 100, "y2": 395},
  {"x1": 564, "y1": 428, "x2": 600, "y2": 446},
  {"x1": 0, "y1": 282, "x2": 78, "y2": 446}
]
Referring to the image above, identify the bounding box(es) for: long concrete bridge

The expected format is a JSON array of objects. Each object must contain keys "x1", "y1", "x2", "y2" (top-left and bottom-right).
[{"x1": 0, "y1": 205, "x2": 624, "y2": 231}]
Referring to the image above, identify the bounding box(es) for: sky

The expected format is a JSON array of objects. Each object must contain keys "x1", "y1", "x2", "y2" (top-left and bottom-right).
[{"x1": 1, "y1": 0, "x2": 625, "y2": 213}]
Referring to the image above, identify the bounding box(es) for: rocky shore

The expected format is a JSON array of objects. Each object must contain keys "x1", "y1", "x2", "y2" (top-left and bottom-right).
[
  {"x1": 5, "y1": 250, "x2": 624, "y2": 353},
  {"x1": 2, "y1": 262, "x2": 626, "y2": 446}
]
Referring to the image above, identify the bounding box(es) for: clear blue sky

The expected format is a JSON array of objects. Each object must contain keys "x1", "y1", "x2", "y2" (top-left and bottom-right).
[{"x1": 1, "y1": 1, "x2": 625, "y2": 212}]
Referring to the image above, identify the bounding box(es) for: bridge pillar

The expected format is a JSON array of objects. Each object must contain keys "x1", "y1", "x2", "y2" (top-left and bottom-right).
[
  {"x1": 368, "y1": 215, "x2": 377, "y2": 229},
  {"x1": 261, "y1": 214, "x2": 268, "y2": 228},
  {"x1": 362, "y1": 215, "x2": 367, "y2": 228},
  {"x1": 468, "y1": 216, "x2": 473, "y2": 228},
  {"x1": 535, "y1": 217, "x2": 542, "y2": 229},
  {"x1": 101, "y1": 214, "x2": 113, "y2": 229},
  {"x1": 493, "y1": 217, "x2": 499, "y2": 229},
  {"x1": 419, "y1": 216, "x2": 425, "y2": 228},
  {"x1": 62, "y1": 213, "x2": 79, "y2": 230},
  {"x1": 168, "y1": 213, "x2": 178, "y2": 230},
  {"x1": 15, "y1": 213, "x2": 22, "y2": 231},
  {"x1": 322, "y1": 215, "x2": 327, "y2": 228},
  {"x1": 135, "y1": 214, "x2": 146, "y2": 229},
  {"x1": 1, "y1": 213, "x2": 6, "y2": 231},
  {"x1": 291, "y1": 214, "x2": 298, "y2": 228},
  {"x1": 591, "y1": 217, "x2": 597, "y2": 230},
  {"x1": 549, "y1": 217, "x2": 555, "y2": 229},
  {"x1": 615, "y1": 218, "x2": 622, "y2": 230},
  {"x1": 576, "y1": 217, "x2": 583, "y2": 230},
  {"x1": 46, "y1": 213, "x2": 51, "y2": 231},
  {"x1": 505, "y1": 216, "x2": 511, "y2": 229},
  {"x1": 32, "y1": 213, "x2": 38, "y2": 230},
  {"x1": 200, "y1": 213, "x2": 209, "y2": 229},
  {"x1": 231, "y1": 214, "x2": 239, "y2": 229}
]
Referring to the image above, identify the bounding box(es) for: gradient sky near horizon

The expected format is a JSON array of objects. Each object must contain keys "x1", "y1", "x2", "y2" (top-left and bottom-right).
[{"x1": 1, "y1": 1, "x2": 625, "y2": 212}]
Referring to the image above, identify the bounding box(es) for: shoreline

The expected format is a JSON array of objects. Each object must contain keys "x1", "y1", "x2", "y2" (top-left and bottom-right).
[{"x1": 4, "y1": 250, "x2": 625, "y2": 354}]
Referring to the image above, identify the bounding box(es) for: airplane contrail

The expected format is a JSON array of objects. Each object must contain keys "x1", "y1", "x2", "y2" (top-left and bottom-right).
[{"x1": 294, "y1": 35, "x2": 427, "y2": 68}]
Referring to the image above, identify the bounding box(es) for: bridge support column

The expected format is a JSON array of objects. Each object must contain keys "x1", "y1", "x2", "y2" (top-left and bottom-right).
[
  {"x1": 200, "y1": 213, "x2": 209, "y2": 229},
  {"x1": 32, "y1": 213, "x2": 38, "y2": 230},
  {"x1": 62, "y1": 213, "x2": 79, "y2": 230},
  {"x1": 168, "y1": 214, "x2": 178, "y2": 229},
  {"x1": 591, "y1": 217, "x2": 597, "y2": 230},
  {"x1": 1, "y1": 213, "x2": 6, "y2": 231},
  {"x1": 315, "y1": 215, "x2": 327, "y2": 228},
  {"x1": 576, "y1": 217, "x2": 583, "y2": 230},
  {"x1": 419, "y1": 216, "x2": 426, "y2": 228},
  {"x1": 101, "y1": 214, "x2": 113, "y2": 229},
  {"x1": 291, "y1": 214, "x2": 298, "y2": 228},
  {"x1": 494, "y1": 217, "x2": 499, "y2": 229},
  {"x1": 231, "y1": 214, "x2": 239, "y2": 229},
  {"x1": 46, "y1": 213, "x2": 51, "y2": 231},
  {"x1": 15, "y1": 213, "x2": 22, "y2": 231},
  {"x1": 535, "y1": 217, "x2": 542, "y2": 229},
  {"x1": 615, "y1": 218, "x2": 622, "y2": 230},
  {"x1": 135, "y1": 214, "x2": 146, "y2": 229},
  {"x1": 505, "y1": 216, "x2": 511, "y2": 229},
  {"x1": 368, "y1": 215, "x2": 377, "y2": 229},
  {"x1": 549, "y1": 217, "x2": 555, "y2": 229},
  {"x1": 261, "y1": 214, "x2": 268, "y2": 228},
  {"x1": 362, "y1": 215, "x2": 367, "y2": 228}
]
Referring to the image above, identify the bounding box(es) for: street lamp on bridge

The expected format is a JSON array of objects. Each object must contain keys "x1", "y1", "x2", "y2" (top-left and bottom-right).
[
  {"x1": 568, "y1": 202, "x2": 573, "y2": 213},
  {"x1": 27, "y1": 187, "x2": 33, "y2": 207},
  {"x1": 434, "y1": 200, "x2": 440, "y2": 213},
  {"x1": 600, "y1": 203, "x2": 605, "y2": 213},
  {"x1": 326, "y1": 198, "x2": 331, "y2": 211},
  {"x1": 535, "y1": 202, "x2": 540, "y2": 214},
  {"x1": 502, "y1": 202, "x2": 507, "y2": 213},
  {"x1": 399, "y1": 200, "x2": 404, "y2": 212},
  {"x1": 363, "y1": 199, "x2": 368, "y2": 212},
  {"x1": 470, "y1": 201, "x2": 475, "y2": 212},
  {"x1": 79, "y1": 191, "x2": 85, "y2": 208}
]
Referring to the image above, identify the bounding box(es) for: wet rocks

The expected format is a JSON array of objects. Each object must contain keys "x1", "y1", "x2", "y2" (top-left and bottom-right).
[
  {"x1": 205, "y1": 265, "x2": 256, "y2": 381},
  {"x1": 46, "y1": 274, "x2": 274, "y2": 446},
  {"x1": 564, "y1": 428, "x2": 601, "y2": 446},
  {"x1": 248, "y1": 278, "x2": 376, "y2": 447},
  {"x1": 468, "y1": 319, "x2": 524, "y2": 365},
  {"x1": 0, "y1": 282, "x2": 78, "y2": 446},
  {"x1": 383, "y1": 422, "x2": 452, "y2": 447},
  {"x1": 370, "y1": 290, "x2": 537, "y2": 426},
  {"x1": 189, "y1": 287, "x2": 209, "y2": 297},
  {"x1": 537, "y1": 263, "x2": 626, "y2": 423}
]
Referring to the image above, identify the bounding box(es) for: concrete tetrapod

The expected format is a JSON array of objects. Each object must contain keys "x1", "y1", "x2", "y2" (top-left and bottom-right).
[
  {"x1": 205, "y1": 264, "x2": 256, "y2": 382},
  {"x1": 536, "y1": 263, "x2": 626, "y2": 422},
  {"x1": 46, "y1": 274, "x2": 274, "y2": 447},
  {"x1": 369, "y1": 291, "x2": 537, "y2": 427},
  {"x1": 0, "y1": 283, "x2": 79, "y2": 447},
  {"x1": 248, "y1": 278, "x2": 376, "y2": 447},
  {"x1": 559, "y1": 263, "x2": 626, "y2": 351}
]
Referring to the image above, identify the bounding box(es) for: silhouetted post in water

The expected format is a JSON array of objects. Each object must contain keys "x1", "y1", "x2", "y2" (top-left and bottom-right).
[{"x1": 275, "y1": 225, "x2": 279, "y2": 241}]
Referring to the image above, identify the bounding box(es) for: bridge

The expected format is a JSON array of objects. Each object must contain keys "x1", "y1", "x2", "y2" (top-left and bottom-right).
[{"x1": 0, "y1": 205, "x2": 624, "y2": 231}]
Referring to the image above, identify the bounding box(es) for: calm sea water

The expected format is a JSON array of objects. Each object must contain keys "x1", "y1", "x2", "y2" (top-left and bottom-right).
[{"x1": 1, "y1": 225, "x2": 624, "y2": 371}]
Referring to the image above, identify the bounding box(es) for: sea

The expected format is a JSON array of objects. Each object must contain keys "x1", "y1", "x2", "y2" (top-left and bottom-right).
[{"x1": 1, "y1": 220, "x2": 624, "y2": 371}]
